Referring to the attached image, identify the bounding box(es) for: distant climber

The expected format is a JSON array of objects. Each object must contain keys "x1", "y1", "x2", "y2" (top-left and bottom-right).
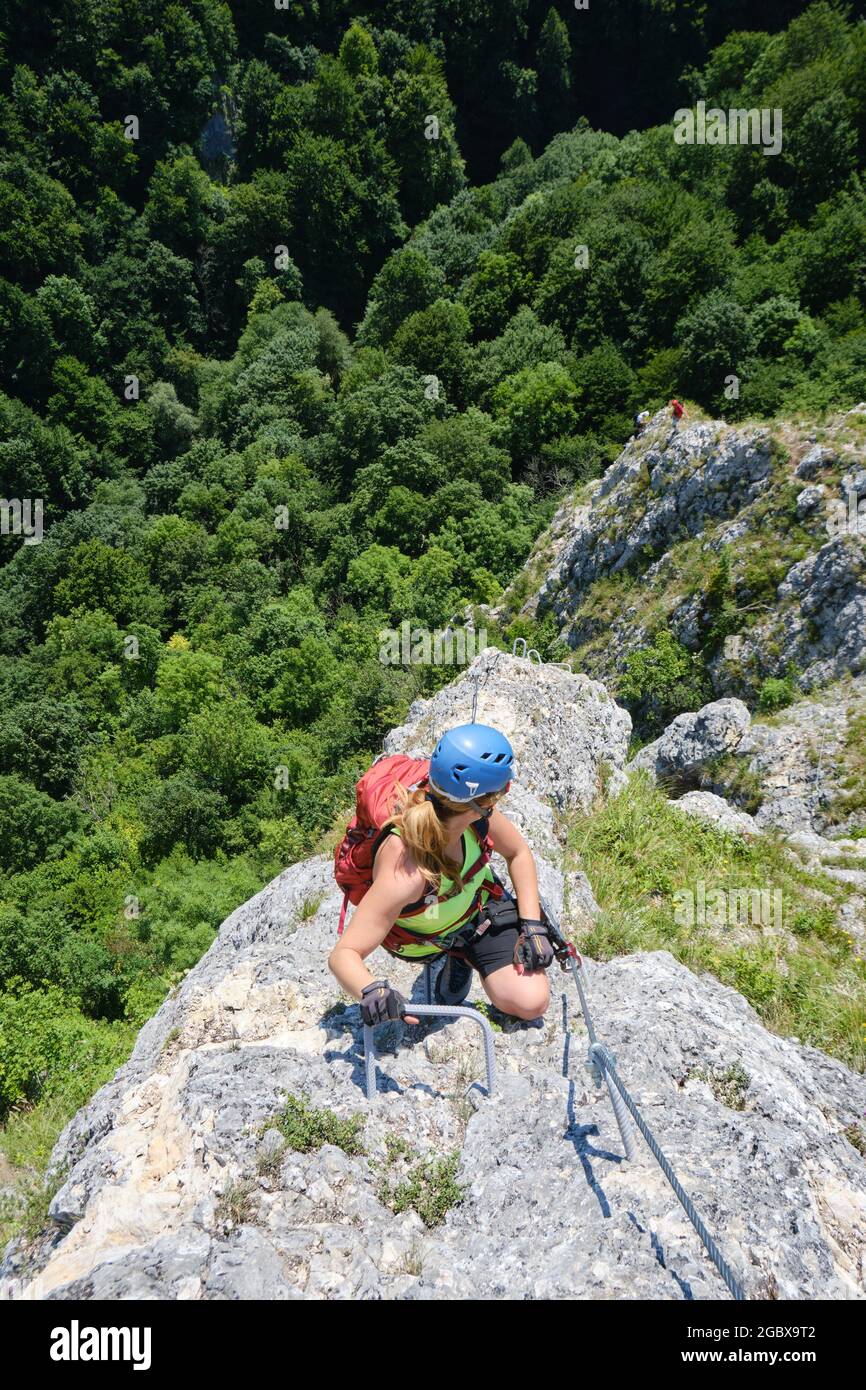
[
  {"x1": 633, "y1": 409, "x2": 650, "y2": 437},
  {"x1": 329, "y1": 723, "x2": 553, "y2": 1027},
  {"x1": 669, "y1": 398, "x2": 686, "y2": 430}
]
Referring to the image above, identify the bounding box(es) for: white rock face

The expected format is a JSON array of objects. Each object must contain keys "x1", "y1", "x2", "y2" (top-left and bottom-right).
[
  {"x1": 681, "y1": 676, "x2": 866, "y2": 838},
  {"x1": 674, "y1": 790, "x2": 759, "y2": 839},
  {"x1": 3, "y1": 660, "x2": 865, "y2": 1302},
  {"x1": 523, "y1": 412, "x2": 775, "y2": 632},
  {"x1": 796, "y1": 445, "x2": 835, "y2": 480},
  {"x1": 628, "y1": 699, "x2": 751, "y2": 786},
  {"x1": 796, "y1": 484, "x2": 825, "y2": 519},
  {"x1": 385, "y1": 648, "x2": 632, "y2": 813}
]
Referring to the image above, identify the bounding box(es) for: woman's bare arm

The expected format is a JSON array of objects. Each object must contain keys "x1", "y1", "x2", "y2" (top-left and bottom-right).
[
  {"x1": 488, "y1": 807, "x2": 541, "y2": 921},
  {"x1": 328, "y1": 837, "x2": 425, "y2": 1020}
]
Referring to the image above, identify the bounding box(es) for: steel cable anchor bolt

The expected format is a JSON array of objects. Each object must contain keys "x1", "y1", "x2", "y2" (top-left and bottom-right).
[{"x1": 586, "y1": 1041, "x2": 616, "y2": 1088}]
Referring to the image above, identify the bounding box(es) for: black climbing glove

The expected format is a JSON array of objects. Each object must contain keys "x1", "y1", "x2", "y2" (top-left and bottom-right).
[
  {"x1": 513, "y1": 919, "x2": 555, "y2": 972},
  {"x1": 360, "y1": 979, "x2": 408, "y2": 1027}
]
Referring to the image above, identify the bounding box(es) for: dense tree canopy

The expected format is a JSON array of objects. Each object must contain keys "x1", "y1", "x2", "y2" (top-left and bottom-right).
[{"x1": 0, "y1": 0, "x2": 865, "y2": 1135}]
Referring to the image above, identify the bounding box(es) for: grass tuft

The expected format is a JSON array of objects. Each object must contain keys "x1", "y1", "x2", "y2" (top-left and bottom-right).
[{"x1": 568, "y1": 771, "x2": 866, "y2": 1070}]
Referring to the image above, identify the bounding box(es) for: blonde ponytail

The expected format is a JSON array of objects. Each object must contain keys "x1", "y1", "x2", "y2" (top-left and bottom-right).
[{"x1": 388, "y1": 784, "x2": 465, "y2": 891}]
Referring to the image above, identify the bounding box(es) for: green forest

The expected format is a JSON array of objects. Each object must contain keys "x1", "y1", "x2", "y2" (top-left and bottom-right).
[{"x1": 1, "y1": 1, "x2": 865, "y2": 1207}]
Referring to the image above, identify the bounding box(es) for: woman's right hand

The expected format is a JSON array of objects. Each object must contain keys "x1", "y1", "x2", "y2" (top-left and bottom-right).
[{"x1": 360, "y1": 979, "x2": 419, "y2": 1027}]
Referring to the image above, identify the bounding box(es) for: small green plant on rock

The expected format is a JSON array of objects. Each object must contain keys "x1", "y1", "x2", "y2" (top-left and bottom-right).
[
  {"x1": 381, "y1": 1133, "x2": 413, "y2": 1165},
  {"x1": 379, "y1": 1149, "x2": 464, "y2": 1228},
  {"x1": 15, "y1": 1164, "x2": 68, "y2": 1242},
  {"x1": 474, "y1": 1000, "x2": 504, "y2": 1032},
  {"x1": 702, "y1": 752, "x2": 763, "y2": 814},
  {"x1": 757, "y1": 672, "x2": 797, "y2": 713},
  {"x1": 397, "y1": 1240, "x2": 425, "y2": 1276},
  {"x1": 687, "y1": 1059, "x2": 750, "y2": 1110},
  {"x1": 216, "y1": 1177, "x2": 257, "y2": 1229},
  {"x1": 274, "y1": 1092, "x2": 366, "y2": 1156},
  {"x1": 844, "y1": 1122, "x2": 866, "y2": 1157},
  {"x1": 256, "y1": 1131, "x2": 286, "y2": 1177},
  {"x1": 298, "y1": 895, "x2": 323, "y2": 922}
]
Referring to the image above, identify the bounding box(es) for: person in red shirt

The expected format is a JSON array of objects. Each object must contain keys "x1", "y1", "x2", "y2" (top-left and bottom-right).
[{"x1": 670, "y1": 398, "x2": 686, "y2": 429}]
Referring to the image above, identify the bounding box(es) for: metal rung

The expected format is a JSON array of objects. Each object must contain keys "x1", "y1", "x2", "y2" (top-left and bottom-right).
[{"x1": 363, "y1": 1004, "x2": 497, "y2": 1101}]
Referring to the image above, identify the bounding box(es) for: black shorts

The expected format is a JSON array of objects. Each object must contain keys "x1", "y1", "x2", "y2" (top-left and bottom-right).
[{"x1": 461, "y1": 919, "x2": 520, "y2": 979}]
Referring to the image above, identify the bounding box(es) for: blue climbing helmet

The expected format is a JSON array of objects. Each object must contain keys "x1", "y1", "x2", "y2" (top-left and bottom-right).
[{"x1": 428, "y1": 723, "x2": 514, "y2": 803}]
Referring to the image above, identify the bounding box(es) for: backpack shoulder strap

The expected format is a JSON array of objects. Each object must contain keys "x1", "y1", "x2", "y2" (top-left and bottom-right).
[{"x1": 369, "y1": 823, "x2": 397, "y2": 867}]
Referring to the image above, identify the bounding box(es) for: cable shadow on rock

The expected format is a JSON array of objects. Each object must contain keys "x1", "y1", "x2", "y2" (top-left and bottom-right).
[
  {"x1": 563, "y1": 1077, "x2": 623, "y2": 1219},
  {"x1": 627, "y1": 1211, "x2": 695, "y2": 1300},
  {"x1": 321, "y1": 1037, "x2": 445, "y2": 1101}
]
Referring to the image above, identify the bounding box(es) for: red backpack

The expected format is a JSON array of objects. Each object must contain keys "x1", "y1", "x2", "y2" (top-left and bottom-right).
[
  {"x1": 334, "y1": 754, "x2": 430, "y2": 934},
  {"x1": 333, "y1": 753, "x2": 497, "y2": 941}
]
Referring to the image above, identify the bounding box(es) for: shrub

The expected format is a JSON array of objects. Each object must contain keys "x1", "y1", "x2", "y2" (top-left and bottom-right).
[
  {"x1": 688, "y1": 1059, "x2": 750, "y2": 1110},
  {"x1": 0, "y1": 775, "x2": 82, "y2": 874},
  {"x1": 378, "y1": 1149, "x2": 464, "y2": 1228},
  {"x1": 757, "y1": 673, "x2": 796, "y2": 713},
  {"x1": 274, "y1": 1092, "x2": 366, "y2": 1155},
  {"x1": 0, "y1": 980, "x2": 132, "y2": 1119},
  {"x1": 619, "y1": 629, "x2": 711, "y2": 737},
  {"x1": 138, "y1": 775, "x2": 229, "y2": 863}
]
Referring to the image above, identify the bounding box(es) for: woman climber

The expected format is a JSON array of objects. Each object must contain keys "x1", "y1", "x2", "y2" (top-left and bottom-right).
[{"x1": 328, "y1": 723, "x2": 554, "y2": 1029}]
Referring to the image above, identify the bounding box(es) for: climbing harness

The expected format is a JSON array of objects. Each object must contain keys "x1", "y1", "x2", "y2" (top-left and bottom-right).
[{"x1": 540, "y1": 895, "x2": 746, "y2": 1302}]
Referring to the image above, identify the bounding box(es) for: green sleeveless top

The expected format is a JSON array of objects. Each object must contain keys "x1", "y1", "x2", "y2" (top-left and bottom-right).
[{"x1": 386, "y1": 825, "x2": 493, "y2": 960}]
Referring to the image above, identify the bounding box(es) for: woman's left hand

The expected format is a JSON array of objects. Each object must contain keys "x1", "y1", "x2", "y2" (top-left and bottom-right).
[{"x1": 513, "y1": 920, "x2": 555, "y2": 973}]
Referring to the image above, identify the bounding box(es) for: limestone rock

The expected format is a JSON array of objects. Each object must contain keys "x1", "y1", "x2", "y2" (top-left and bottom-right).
[
  {"x1": 385, "y1": 648, "x2": 632, "y2": 814},
  {"x1": 796, "y1": 445, "x2": 835, "y2": 480},
  {"x1": 628, "y1": 699, "x2": 751, "y2": 787},
  {"x1": 776, "y1": 536, "x2": 866, "y2": 690},
  {"x1": 492, "y1": 410, "x2": 866, "y2": 699},
  {"x1": 674, "y1": 790, "x2": 759, "y2": 839},
  {"x1": 796, "y1": 484, "x2": 825, "y2": 519},
  {"x1": 3, "y1": 657, "x2": 865, "y2": 1303},
  {"x1": 6, "y1": 940, "x2": 864, "y2": 1302}
]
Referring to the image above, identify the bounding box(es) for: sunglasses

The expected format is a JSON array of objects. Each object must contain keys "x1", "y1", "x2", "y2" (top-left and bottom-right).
[
  {"x1": 471, "y1": 784, "x2": 510, "y2": 810},
  {"x1": 428, "y1": 781, "x2": 511, "y2": 814}
]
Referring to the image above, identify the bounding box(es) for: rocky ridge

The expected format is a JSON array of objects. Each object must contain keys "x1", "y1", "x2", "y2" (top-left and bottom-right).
[
  {"x1": 2, "y1": 654, "x2": 865, "y2": 1302},
  {"x1": 496, "y1": 406, "x2": 866, "y2": 698}
]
